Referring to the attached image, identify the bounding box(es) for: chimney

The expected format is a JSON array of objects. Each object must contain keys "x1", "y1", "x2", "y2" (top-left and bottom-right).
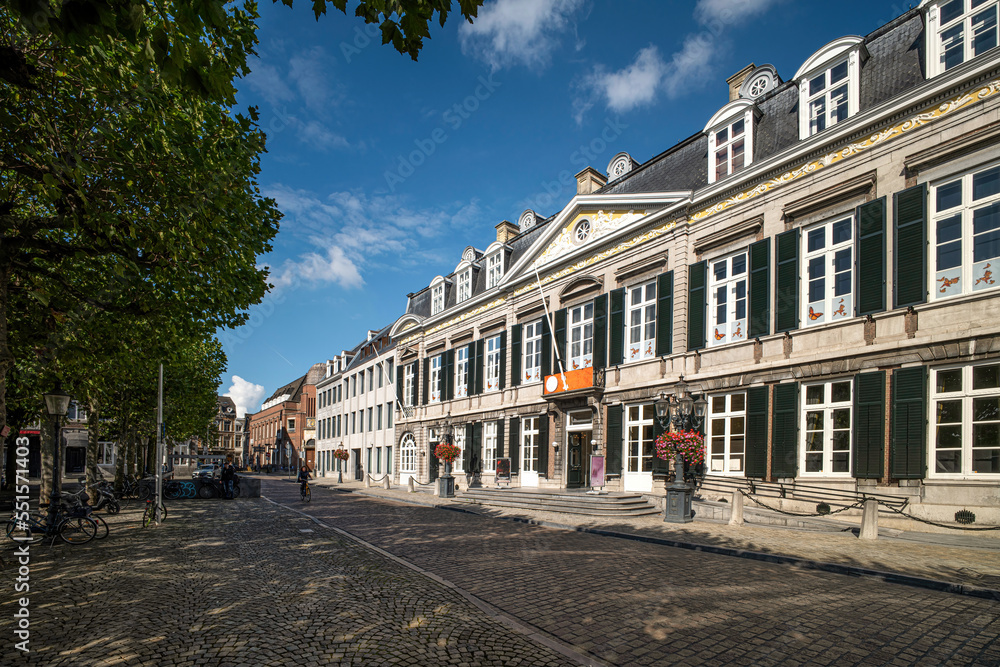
[
  {"x1": 495, "y1": 220, "x2": 519, "y2": 243},
  {"x1": 575, "y1": 167, "x2": 607, "y2": 195},
  {"x1": 726, "y1": 63, "x2": 756, "y2": 102}
]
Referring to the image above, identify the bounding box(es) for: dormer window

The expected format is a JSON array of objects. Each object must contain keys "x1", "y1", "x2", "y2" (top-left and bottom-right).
[
  {"x1": 925, "y1": 0, "x2": 998, "y2": 76},
  {"x1": 457, "y1": 269, "x2": 472, "y2": 302},
  {"x1": 487, "y1": 251, "x2": 503, "y2": 288},
  {"x1": 715, "y1": 119, "x2": 745, "y2": 181},
  {"x1": 795, "y1": 37, "x2": 864, "y2": 140},
  {"x1": 705, "y1": 100, "x2": 756, "y2": 185},
  {"x1": 430, "y1": 276, "x2": 447, "y2": 315}
]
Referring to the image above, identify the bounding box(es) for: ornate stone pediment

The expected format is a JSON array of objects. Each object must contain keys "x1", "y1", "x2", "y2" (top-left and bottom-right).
[{"x1": 535, "y1": 209, "x2": 647, "y2": 267}]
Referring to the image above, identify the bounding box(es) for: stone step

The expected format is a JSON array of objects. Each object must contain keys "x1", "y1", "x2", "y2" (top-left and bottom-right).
[
  {"x1": 455, "y1": 496, "x2": 661, "y2": 516},
  {"x1": 460, "y1": 489, "x2": 648, "y2": 504},
  {"x1": 456, "y1": 488, "x2": 660, "y2": 516}
]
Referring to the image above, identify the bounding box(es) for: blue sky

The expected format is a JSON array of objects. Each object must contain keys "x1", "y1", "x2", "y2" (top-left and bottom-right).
[{"x1": 220, "y1": 0, "x2": 912, "y2": 415}]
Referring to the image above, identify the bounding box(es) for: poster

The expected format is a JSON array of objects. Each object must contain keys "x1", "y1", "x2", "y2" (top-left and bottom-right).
[
  {"x1": 495, "y1": 457, "x2": 511, "y2": 482},
  {"x1": 590, "y1": 455, "x2": 605, "y2": 488}
]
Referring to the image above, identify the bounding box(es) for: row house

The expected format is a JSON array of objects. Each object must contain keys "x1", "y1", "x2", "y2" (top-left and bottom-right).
[
  {"x1": 315, "y1": 327, "x2": 397, "y2": 480},
  {"x1": 246, "y1": 363, "x2": 323, "y2": 470},
  {"x1": 388, "y1": 3, "x2": 1000, "y2": 522}
]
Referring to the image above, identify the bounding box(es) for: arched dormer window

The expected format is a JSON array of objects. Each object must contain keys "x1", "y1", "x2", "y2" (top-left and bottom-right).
[
  {"x1": 453, "y1": 260, "x2": 474, "y2": 303},
  {"x1": 704, "y1": 99, "x2": 758, "y2": 185},
  {"x1": 923, "y1": 0, "x2": 999, "y2": 77},
  {"x1": 794, "y1": 36, "x2": 866, "y2": 140},
  {"x1": 484, "y1": 241, "x2": 506, "y2": 289},
  {"x1": 430, "y1": 275, "x2": 448, "y2": 315}
]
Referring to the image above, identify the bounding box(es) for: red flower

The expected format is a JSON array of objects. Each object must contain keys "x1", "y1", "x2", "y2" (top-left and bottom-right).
[
  {"x1": 434, "y1": 442, "x2": 461, "y2": 464},
  {"x1": 653, "y1": 430, "x2": 706, "y2": 466}
]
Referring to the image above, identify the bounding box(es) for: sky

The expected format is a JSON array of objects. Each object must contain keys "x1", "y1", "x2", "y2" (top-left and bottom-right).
[{"x1": 220, "y1": 0, "x2": 915, "y2": 416}]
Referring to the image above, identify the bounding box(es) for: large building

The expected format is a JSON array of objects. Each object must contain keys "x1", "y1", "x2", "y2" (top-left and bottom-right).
[
  {"x1": 382, "y1": 3, "x2": 1000, "y2": 522},
  {"x1": 247, "y1": 364, "x2": 323, "y2": 470}
]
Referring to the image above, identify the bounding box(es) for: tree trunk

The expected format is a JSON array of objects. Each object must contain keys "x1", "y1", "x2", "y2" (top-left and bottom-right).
[
  {"x1": 39, "y1": 417, "x2": 55, "y2": 504},
  {"x1": 0, "y1": 264, "x2": 12, "y2": 481},
  {"x1": 128, "y1": 431, "x2": 138, "y2": 478},
  {"x1": 146, "y1": 436, "x2": 155, "y2": 475},
  {"x1": 86, "y1": 399, "x2": 101, "y2": 487}
]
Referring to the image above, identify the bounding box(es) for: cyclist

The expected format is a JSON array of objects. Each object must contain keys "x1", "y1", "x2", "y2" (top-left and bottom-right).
[{"x1": 297, "y1": 465, "x2": 311, "y2": 498}]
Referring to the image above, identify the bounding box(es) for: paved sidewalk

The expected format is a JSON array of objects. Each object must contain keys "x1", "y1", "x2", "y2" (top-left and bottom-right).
[{"x1": 305, "y1": 476, "x2": 1000, "y2": 593}]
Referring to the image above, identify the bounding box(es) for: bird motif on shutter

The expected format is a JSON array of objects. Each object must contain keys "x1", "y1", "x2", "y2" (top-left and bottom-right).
[
  {"x1": 937, "y1": 276, "x2": 960, "y2": 292},
  {"x1": 808, "y1": 306, "x2": 824, "y2": 320},
  {"x1": 975, "y1": 263, "x2": 994, "y2": 286}
]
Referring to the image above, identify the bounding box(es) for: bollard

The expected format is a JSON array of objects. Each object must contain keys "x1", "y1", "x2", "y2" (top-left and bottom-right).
[
  {"x1": 859, "y1": 498, "x2": 878, "y2": 540},
  {"x1": 382, "y1": 476, "x2": 391, "y2": 490},
  {"x1": 364, "y1": 474, "x2": 371, "y2": 488},
  {"x1": 408, "y1": 476, "x2": 415, "y2": 493},
  {"x1": 729, "y1": 491, "x2": 745, "y2": 526}
]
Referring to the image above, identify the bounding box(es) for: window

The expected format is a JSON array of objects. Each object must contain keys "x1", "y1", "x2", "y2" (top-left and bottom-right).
[
  {"x1": 523, "y1": 320, "x2": 543, "y2": 383},
  {"x1": 368, "y1": 367, "x2": 374, "y2": 392},
  {"x1": 368, "y1": 407, "x2": 373, "y2": 432},
  {"x1": 930, "y1": 162, "x2": 1000, "y2": 299},
  {"x1": 626, "y1": 404, "x2": 656, "y2": 473},
  {"x1": 929, "y1": 0, "x2": 998, "y2": 75},
  {"x1": 287, "y1": 418, "x2": 296, "y2": 433},
  {"x1": 707, "y1": 393, "x2": 746, "y2": 474},
  {"x1": 375, "y1": 447, "x2": 382, "y2": 474},
  {"x1": 429, "y1": 355, "x2": 442, "y2": 403},
  {"x1": 487, "y1": 252, "x2": 504, "y2": 288},
  {"x1": 803, "y1": 216, "x2": 854, "y2": 326},
  {"x1": 359, "y1": 410, "x2": 365, "y2": 433},
  {"x1": 432, "y1": 283, "x2": 445, "y2": 315},
  {"x1": 569, "y1": 302, "x2": 594, "y2": 370},
  {"x1": 801, "y1": 380, "x2": 853, "y2": 475},
  {"x1": 403, "y1": 364, "x2": 415, "y2": 407},
  {"x1": 387, "y1": 361, "x2": 393, "y2": 384},
  {"x1": 484, "y1": 422, "x2": 497, "y2": 472},
  {"x1": 931, "y1": 362, "x2": 1000, "y2": 475},
  {"x1": 98, "y1": 441, "x2": 116, "y2": 466},
  {"x1": 452, "y1": 429, "x2": 465, "y2": 473},
  {"x1": 377, "y1": 404, "x2": 383, "y2": 430},
  {"x1": 377, "y1": 365, "x2": 383, "y2": 388},
  {"x1": 351, "y1": 412, "x2": 356, "y2": 434},
  {"x1": 401, "y1": 433, "x2": 416, "y2": 472},
  {"x1": 805, "y1": 60, "x2": 850, "y2": 136},
  {"x1": 713, "y1": 118, "x2": 746, "y2": 181},
  {"x1": 386, "y1": 446, "x2": 393, "y2": 474},
  {"x1": 386, "y1": 403, "x2": 393, "y2": 429},
  {"x1": 521, "y1": 417, "x2": 539, "y2": 473},
  {"x1": 337, "y1": 414, "x2": 342, "y2": 437},
  {"x1": 626, "y1": 281, "x2": 657, "y2": 360},
  {"x1": 485, "y1": 335, "x2": 502, "y2": 392},
  {"x1": 456, "y1": 346, "x2": 469, "y2": 398},
  {"x1": 457, "y1": 269, "x2": 472, "y2": 303},
  {"x1": 352, "y1": 375, "x2": 357, "y2": 397},
  {"x1": 708, "y1": 252, "x2": 748, "y2": 346}
]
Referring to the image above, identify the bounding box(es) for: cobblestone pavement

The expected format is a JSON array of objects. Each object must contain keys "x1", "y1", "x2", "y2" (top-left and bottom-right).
[
  {"x1": 265, "y1": 479, "x2": 1000, "y2": 667},
  {"x1": 0, "y1": 501, "x2": 578, "y2": 666}
]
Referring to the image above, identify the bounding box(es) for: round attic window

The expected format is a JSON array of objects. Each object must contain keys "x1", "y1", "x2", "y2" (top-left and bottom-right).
[
  {"x1": 739, "y1": 65, "x2": 780, "y2": 100},
  {"x1": 607, "y1": 152, "x2": 635, "y2": 179},
  {"x1": 572, "y1": 219, "x2": 592, "y2": 245},
  {"x1": 519, "y1": 209, "x2": 536, "y2": 231}
]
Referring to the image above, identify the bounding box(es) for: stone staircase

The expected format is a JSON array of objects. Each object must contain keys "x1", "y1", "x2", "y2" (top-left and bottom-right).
[{"x1": 456, "y1": 488, "x2": 660, "y2": 517}]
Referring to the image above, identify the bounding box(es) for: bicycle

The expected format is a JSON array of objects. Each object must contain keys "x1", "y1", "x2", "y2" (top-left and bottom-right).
[
  {"x1": 141, "y1": 498, "x2": 168, "y2": 529},
  {"x1": 196, "y1": 477, "x2": 241, "y2": 499},
  {"x1": 5, "y1": 506, "x2": 98, "y2": 545},
  {"x1": 300, "y1": 481, "x2": 311, "y2": 502}
]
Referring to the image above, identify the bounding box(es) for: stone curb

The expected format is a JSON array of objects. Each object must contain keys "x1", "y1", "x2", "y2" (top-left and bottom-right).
[{"x1": 336, "y1": 486, "x2": 1000, "y2": 602}]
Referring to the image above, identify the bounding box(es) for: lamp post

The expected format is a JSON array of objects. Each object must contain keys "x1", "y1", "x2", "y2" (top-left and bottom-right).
[
  {"x1": 43, "y1": 385, "x2": 72, "y2": 529},
  {"x1": 654, "y1": 379, "x2": 708, "y2": 524},
  {"x1": 438, "y1": 417, "x2": 455, "y2": 498}
]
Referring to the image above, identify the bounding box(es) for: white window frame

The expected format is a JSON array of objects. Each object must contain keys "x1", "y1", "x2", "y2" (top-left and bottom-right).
[
  {"x1": 925, "y1": 0, "x2": 1000, "y2": 77},
  {"x1": 624, "y1": 281, "x2": 657, "y2": 361},
  {"x1": 624, "y1": 404, "x2": 656, "y2": 487},
  {"x1": 569, "y1": 302, "x2": 594, "y2": 370},
  {"x1": 403, "y1": 364, "x2": 415, "y2": 407},
  {"x1": 521, "y1": 417, "x2": 539, "y2": 473},
  {"x1": 802, "y1": 215, "x2": 855, "y2": 327},
  {"x1": 484, "y1": 335, "x2": 502, "y2": 393},
  {"x1": 456, "y1": 346, "x2": 469, "y2": 398},
  {"x1": 484, "y1": 421, "x2": 497, "y2": 472},
  {"x1": 705, "y1": 100, "x2": 756, "y2": 185},
  {"x1": 930, "y1": 361, "x2": 1000, "y2": 478},
  {"x1": 486, "y1": 252, "x2": 504, "y2": 288},
  {"x1": 929, "y1": 161, "x2": 1000, "y2": 300},
  {"x1": 523, "y1": 319, "x2": 543, "y2": 383},
  {"x1": 795, "y1": 38, "x2": 863, "y2": 140},
  {"x1": 457, "y1": 269, "x2": 472, "y2": 303},
  {"x1": 707, "y1": 392, "x2": 747, "y2": 475},
  {"x1": 708, "y1": 251, "x2": 749, "y2": 347},
  {"x1": 98, "y1": 441, "x2": 116, "y2": 466},
  {"x1": 452, "y1": 429, "x2": 465, "y2": 473},
  {"x1": 429, "y1": 355, "x2": 442, "y2": 403},
  {"x1": 800, "y1": 379, "x2": 854, "y2": 477},
  {"x1": 431, "y1": 283, "x2": 445, "y2": 315}
]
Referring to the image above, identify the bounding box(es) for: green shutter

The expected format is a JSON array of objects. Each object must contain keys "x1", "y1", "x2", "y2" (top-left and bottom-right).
[
  {"x1": 464, "y1": 423, "x2": 474, "y2": 471},
  {"x1": 537, "y1": 414, "x2": 549, "y2": 478},
  {"x1": 496, "y1": 419, "x2": 505, "y2": 460},
  {"x1": 745, "y1": 386, "x2": 768, "y2": 478},
  {"x1": 411, "y1": 361, "x2": 419, "y2": 407},
  {"x1": 891, "y1": 366, "x2": 927, "y2": 479},
  {"x1": 473, "y1": 339, "x2": 484, "y2": 395},
  {"x1": 421, "y1": 357, "x2": 429, "y2": 406},
  {"x1": 499, "y1": 329, "x2": 508, "y2": 390},
  {"x1": 466, "y1": 342, "x2": 476, "y2": 397},
  {"x1": 749, "y1": 239, "x2": 770, "y2": 337},
  {"x1": 609, "y1": 288, "x2": 625, "y2": 365},
  {"x1": 554, "y1": 308, "x2": 567, "y2": 370},
  {"x1": 775, "y1": 229, "x2": 800, "y2": 333},
  {"x1": 606, "y1": 405, "x2": 623, "y2": 475},
  {"x1": 651, "y1": 402, "x2": 669, "y2": 475},
  {"x1": 445, "y1": 349, "x2": 455, "y2": 401},
  {"x1": 511, "y1": 323, "x2": 522, "y2": 388},
  {"x1": 894, "y1": 184, "x2": 928, "y2": 308},
  {"x1": 771, "y1": 383, "x2": 798, "y2": 477},
  {"x1": 853, "y1": 371, "x2": 886, "y2": 479},
  {"x1": 396, "y1": 366, "x2": 404, "y2": 404},
  {"x1": 593, "y1": 294, "x2": 608, "y2": 370},
  {"x1": 472, "y1": 422, "x2": 483, "y2": 473},
  {"x1": 541, "y1": 318, "x2": 551, "y2": 378},
  {"x1": 857, "y1": 198, "x2": 887, "y2": 316},
  {"x1": 687, "y1": 261, "x2": 707, "y2": 351},
  {"x1": 656, "y1": 271, "x2": 674, "y2": 356},
  {"x1": 509, "y1": 417, "x2": 520, "y2": 474}
]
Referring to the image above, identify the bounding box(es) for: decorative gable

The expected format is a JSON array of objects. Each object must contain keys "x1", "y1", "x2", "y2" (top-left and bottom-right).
[{"x1": 535, "y1": 209, "x2": 647, "y2": 266}]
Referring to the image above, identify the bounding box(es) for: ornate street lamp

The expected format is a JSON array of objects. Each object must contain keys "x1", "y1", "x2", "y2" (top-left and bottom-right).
[
  {"x1": 438, "y1": 417, "x2": 456, "y2": 498},
  {"x1": 655, "y1": 378, "x2": 708, "y2": 524},
  {"x1": 43, "y1": 385, "x2": 72, "y2": 529}
]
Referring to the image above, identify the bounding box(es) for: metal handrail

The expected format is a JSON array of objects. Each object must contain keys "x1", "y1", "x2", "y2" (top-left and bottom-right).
[{"x1": 696, "y1": 474, "x2": 910, "y2": 509}]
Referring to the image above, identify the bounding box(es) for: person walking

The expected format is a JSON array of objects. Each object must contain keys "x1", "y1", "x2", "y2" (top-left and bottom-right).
[{"x1": 221, "y1": 459, "x2": 236, "y2": 499}]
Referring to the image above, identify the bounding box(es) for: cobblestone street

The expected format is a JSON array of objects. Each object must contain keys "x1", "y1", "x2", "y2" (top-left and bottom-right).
[{"x1": 1, "y1": 482, "x2": 998, "y2": 666}]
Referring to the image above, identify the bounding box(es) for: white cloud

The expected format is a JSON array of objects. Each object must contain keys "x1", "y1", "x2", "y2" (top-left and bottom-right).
[
  {"x1": 694, "y1": 0, "x2": 783, "y2": 26},
  {"x1": 245, "y1": 64, "x2": 296, "y2": 107},
  {"x1": 293, "y1": 119, "x2": 351, "y2": 151},
  {"x1": 459, "y1": 0, "x2": 585, "y2": 71},
  {"x1": 584, "y1": 46, "x2": 667, "y2": 114},
  {"x1": 225, "y1": 376, "x2": 266, "y2": 417}
]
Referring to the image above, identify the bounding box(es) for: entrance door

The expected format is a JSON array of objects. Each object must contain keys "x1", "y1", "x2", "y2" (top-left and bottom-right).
[
  {"x1": 352, "y1": 448, "x2": 363, "y2": 480},
  {"x1": 566, "y1": 430, "x2": 591, "y2": 488},
  {"x1": 65, "y1": 447, "x2": 86, "y2": 474}
]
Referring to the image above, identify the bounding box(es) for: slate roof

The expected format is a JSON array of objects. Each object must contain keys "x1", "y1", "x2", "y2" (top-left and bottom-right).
[
  {"x1": 265, "y1": 375, "x2": 306, "y2": 403},
  {"x1": 344, "y1": 323, "x2": 396, "y2": 371}
]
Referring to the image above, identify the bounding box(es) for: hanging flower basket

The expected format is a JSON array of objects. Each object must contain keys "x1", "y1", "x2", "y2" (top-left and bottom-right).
[
  {"x1": 434, "y1": 441, "x2": 461, "y2": 464},
  {"x1": 654, "y1": 430, "x2": 706, "y2": 467},
  {"x1": 333, "y1": 448, "x2": 350, "y2": 462}
]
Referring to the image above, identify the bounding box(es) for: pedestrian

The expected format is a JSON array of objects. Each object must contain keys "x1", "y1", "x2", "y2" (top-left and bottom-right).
[{"x1": 221, "y1": 459, "x2": 236, "y2": 499}]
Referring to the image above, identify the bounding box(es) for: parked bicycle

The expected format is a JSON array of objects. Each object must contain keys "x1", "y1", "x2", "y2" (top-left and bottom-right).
[
  {"x1": 5, "y1": 505, "x2": 99, "y2": 545},
  {"x1": 141, "y1": 498, "x2": 168, "y2": 529},
  {"x1": 197, "y1": 476, "x2": 241, "y2": 499}
]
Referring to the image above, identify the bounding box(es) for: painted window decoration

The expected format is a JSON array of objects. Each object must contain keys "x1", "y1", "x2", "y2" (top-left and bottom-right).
[
  {"x1": 521, "y1": 417, "x2": 539, "y2": 473},
  {"x1": 708, "y1": 252, "x2": 748, "y2": 346},
  {"x1": 484, "y1": 421, "x2": 497, "y2": 472},
  {"x1": 403, "y1": 364, "x2": 415, "y2": 407},
  {"x1": 485, "y1": 335, "x2": 502, "y2": 392},
  {"x1": 708, "y1": 393, "x2": 746, "y2": 474},
  {"x1": 803, "y1": 216, "x2": 853, "y2": 326},
  {"x1": 429, "y1": 355, "x2": 442, "y2": 403},
  {"x1": 932, "y1": 362, "x2": 1000, "y2": 475},
  {"x1": 457, "y1": 269, "x2": 472, "y2": 303},
  {"x1": 626, "y1": 281, "x2": 657, "y2": 361},
  {"x1": 569, "y1": 302, "x2": 594, "y2": 370},
  {"x1": 806, "y1": 59, "x2": 849, "y2": 136},
  {"x1": 487, "y1": 252, "x2": 504, "y2": 288},
  {"x1": 714, "y1": 118, "x2": 746, "y2": 181},
  {"x1": 523, "y1": 319, "x2": 543, "y2": 383},
  {"x1": 626, "y1": 404, "x2": 656, "y2": 473},
  {"x1": 931, "y1": 163, "x2": 1000, "y2": 299},
  {"x1": 453, "y1": 429, "x2": 465, "y2": 473},
  {"x1": 431, "y1": 283, "x2": 445, "y2": 315},
  {"x1": 935, "y1": 0, "x2": 998, "y2": 73},
  {"x1": 456, "y1": 346, "x2": 469, "y2": 397},
  {"x1": 801, "y1": 380, "x2": 853, "y2": 475}
]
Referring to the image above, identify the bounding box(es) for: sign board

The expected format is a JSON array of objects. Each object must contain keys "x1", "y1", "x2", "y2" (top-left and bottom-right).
[
  {"x1": 495, "y1": 457, "x2": 511, "y2": 482},
  {"x1": 543, "y1": 367, "x2": 595, "y2": 395},
  {"x1": 590, "y1": 455, "x2": 605, "y2": 489}
]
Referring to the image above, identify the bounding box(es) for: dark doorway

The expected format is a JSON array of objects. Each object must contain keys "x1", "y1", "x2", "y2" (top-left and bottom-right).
[
  {"x1": 65, "y1": 447, "x2": 86, "y2": 474},
  {"x1": 566, "y1": 430, "x2": 591, "y2": 488},
  {"x1": 428, "y1": 442, "x2": 439, "y2": 482},
  {"x1": 353, "y1": 448, "x2": 363, "y2": 480}
]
